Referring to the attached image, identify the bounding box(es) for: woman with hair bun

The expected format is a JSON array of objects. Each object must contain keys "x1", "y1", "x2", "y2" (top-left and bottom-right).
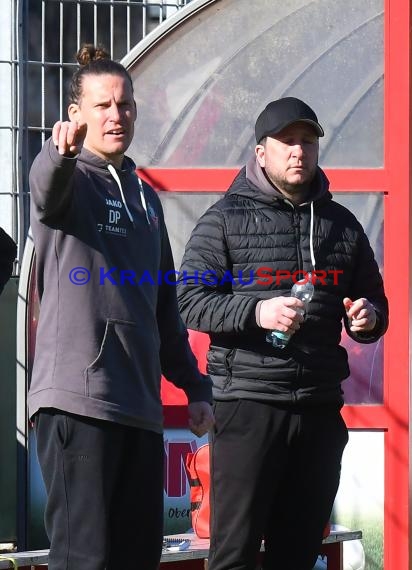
[{"x1": 29, "y1": 44, "x2": 214, "y2": 570}]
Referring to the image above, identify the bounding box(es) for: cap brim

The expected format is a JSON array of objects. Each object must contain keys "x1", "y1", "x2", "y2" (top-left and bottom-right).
[{"x1": 262, "y1": 119, "x2": 324, "y2": 140}]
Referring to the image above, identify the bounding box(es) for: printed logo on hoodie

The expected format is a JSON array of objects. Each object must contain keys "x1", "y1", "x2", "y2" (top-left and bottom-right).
[{"x1": 95, "y1": 198, "x2": 128, "y2": 237}]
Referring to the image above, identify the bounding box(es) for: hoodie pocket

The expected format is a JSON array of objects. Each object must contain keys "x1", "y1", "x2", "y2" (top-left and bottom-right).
[{"x1": 84, "y1": 318, "x2": 160, "y2": 406}]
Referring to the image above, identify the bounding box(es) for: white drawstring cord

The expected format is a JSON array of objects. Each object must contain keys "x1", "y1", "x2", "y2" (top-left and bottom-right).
[
  {"x1": 309, "y1": 201, "x2": 316, "y2": 271},
  {"x1": 136, "y1": 175, "x2": 151, "y2": 226},
  {"x1": 107, "y1": 164, "x2": 134, "y2": 225}
]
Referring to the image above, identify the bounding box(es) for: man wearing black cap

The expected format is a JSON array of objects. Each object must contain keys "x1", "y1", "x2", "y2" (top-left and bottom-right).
[{"x1": 177, "y1": 97, "x2": 388, "y2": 570}]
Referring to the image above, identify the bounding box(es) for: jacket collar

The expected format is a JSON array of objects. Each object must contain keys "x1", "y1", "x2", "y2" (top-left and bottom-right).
[{"x1": 226, "y1": 154, "x2": 332, "y2": 207}]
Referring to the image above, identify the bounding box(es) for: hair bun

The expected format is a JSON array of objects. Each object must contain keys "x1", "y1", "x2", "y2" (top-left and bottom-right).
[{"x1": 76, "y1": 44, "x2": 110, "y2": 67}]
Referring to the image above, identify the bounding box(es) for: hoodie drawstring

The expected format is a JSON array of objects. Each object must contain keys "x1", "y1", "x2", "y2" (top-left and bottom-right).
[
  {"x1": 309, "y1": 201, "x2": 316, "y2": 271},
  {"x1": 107, "y1": 164, "x2": 151, "y2": 228},
  {"x1": 107, "y1": 164, "x2": 135, "y2": 226},
  {"x1": 136, "y1": 175, "x2": 151, "y2": 226}
]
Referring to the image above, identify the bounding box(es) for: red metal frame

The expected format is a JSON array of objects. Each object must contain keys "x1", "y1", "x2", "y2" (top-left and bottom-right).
[
  {"x1": 378, "y1": 2, "x2": 410, "y2": 569},
  {"x1": 138, "y1": 168, "x2": 387, "y2": 193},
  {"x1": 150, "y1": 1, "x2": 412, "y2": 566}
]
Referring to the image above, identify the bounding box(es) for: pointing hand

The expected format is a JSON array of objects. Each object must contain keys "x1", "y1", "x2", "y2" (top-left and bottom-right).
[{"x1": 52, "y1": 120, "x2": 88, "y2": 156}]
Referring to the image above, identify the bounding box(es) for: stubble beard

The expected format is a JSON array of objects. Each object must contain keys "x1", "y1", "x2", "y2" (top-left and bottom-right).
[{"x1": 270, "y1": 169, "x2": 316, "y2": 204}]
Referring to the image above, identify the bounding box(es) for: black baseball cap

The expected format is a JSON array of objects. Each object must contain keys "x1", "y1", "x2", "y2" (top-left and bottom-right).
[{"x1": 255, "y1": 97, "x2": 324, "y2": 143}]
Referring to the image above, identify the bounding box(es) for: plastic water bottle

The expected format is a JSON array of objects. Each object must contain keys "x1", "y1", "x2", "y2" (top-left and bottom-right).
[{"x1": 266, "y1": 274, "x2": 315, "y2": 349}]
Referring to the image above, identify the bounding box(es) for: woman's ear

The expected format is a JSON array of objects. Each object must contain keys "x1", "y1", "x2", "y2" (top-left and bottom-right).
[{"x1": 68, "y1": 103, "x2": 80, "y2": 123}]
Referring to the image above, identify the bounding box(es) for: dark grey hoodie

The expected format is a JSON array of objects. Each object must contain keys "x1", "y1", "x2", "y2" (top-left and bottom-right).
[{"x1": 29, "y1": 138, "x2": 212, "y2": 432}]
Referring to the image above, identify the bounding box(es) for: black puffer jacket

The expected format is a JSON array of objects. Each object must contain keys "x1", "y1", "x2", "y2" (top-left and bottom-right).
[{"x1": 177, "y1": 158, "x2": 388, "y2": 406}]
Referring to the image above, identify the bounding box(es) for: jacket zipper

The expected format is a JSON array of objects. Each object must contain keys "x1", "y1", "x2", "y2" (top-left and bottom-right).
[
  {"x1": 292, "y1": 209, "x2": 303, "y2": 271},
  {"x1": 292, "y1": 208, "x2": 305, "y2": 399}
]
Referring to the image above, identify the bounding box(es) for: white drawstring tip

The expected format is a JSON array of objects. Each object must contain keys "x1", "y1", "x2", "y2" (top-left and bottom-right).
[{"x1": 107, "y1": 163, "x2": 135, "y2": 225}]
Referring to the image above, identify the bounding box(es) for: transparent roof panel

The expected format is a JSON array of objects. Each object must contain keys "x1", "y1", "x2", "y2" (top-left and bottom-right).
[{"x1": 127, "y1": 0, "x2": 383, "y2": 168}]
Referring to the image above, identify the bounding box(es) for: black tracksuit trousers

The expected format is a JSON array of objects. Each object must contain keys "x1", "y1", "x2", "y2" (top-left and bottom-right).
[
  {"x1": 34, "y1": 409, "x2": 164, "y2": 570},
  {"x1": 208, "y1": 399, "x2": 348, "y2": 570}
]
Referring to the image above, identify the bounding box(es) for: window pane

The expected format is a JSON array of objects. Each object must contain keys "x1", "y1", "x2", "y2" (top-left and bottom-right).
[
  {"x1": 333, "y1": 193, "x2": 384, "y2": 405},
  {"x1": 128, "y1": 0, "x2": 383, "y2": 168},
  {"x1": 158, "y1": 192, "x2": 221, "y2": 268}
]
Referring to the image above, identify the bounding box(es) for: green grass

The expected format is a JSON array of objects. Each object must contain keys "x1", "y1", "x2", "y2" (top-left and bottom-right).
[{"x1": 334, "y1": 515, "x2": 383, "y2": 570}]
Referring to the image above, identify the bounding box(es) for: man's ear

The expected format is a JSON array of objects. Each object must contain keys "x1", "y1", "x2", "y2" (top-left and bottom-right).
[
  {"x1": 68, "y1": 103, "x2": 80, "y2": 123},
  {"x1": 255, "y1": 144, "x2": 266, "y2": 167}
]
